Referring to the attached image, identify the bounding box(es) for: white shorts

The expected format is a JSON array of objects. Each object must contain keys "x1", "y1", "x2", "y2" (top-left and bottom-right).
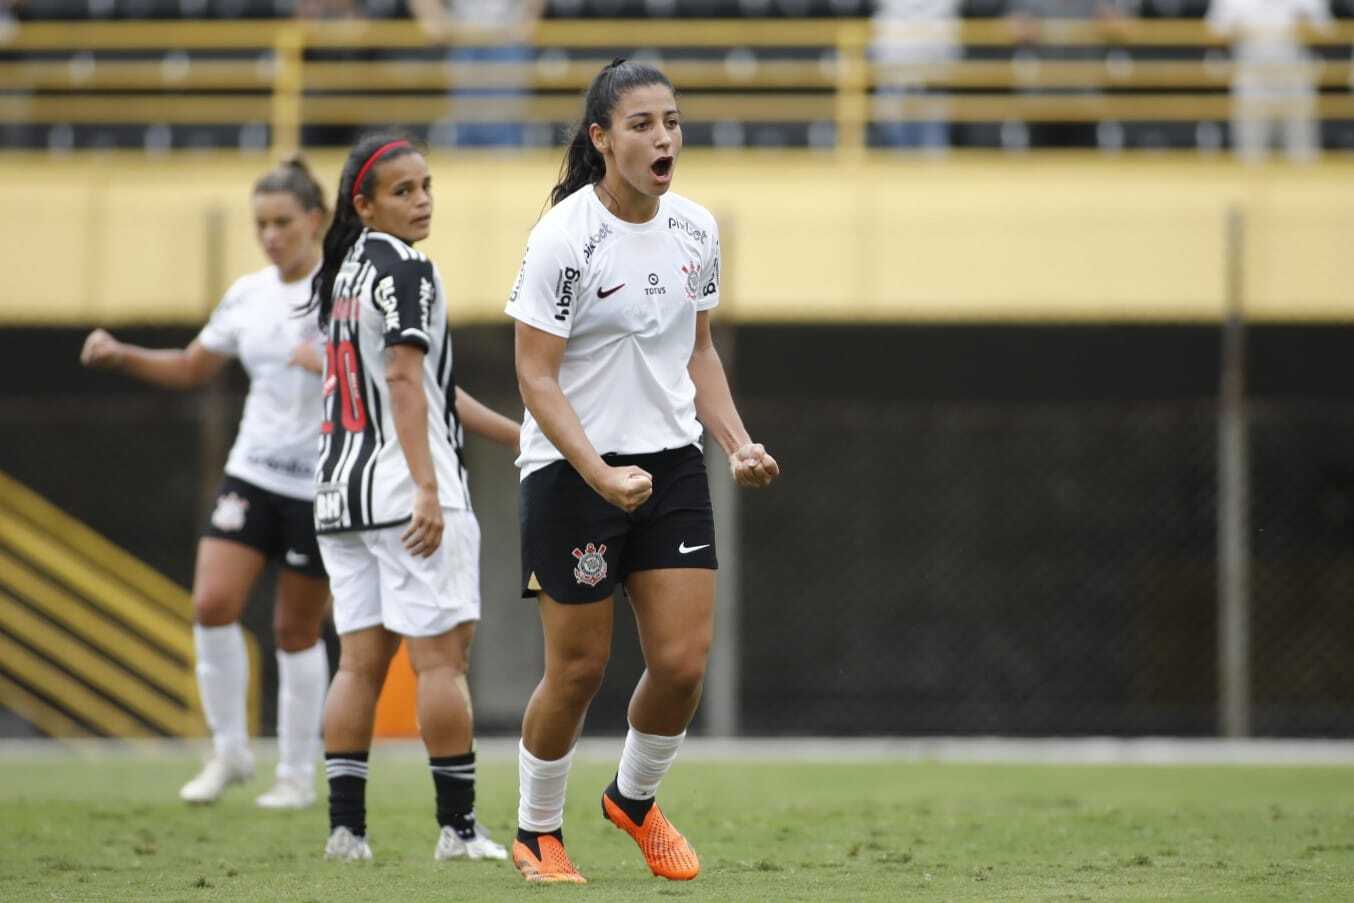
[{"x1": 318, "y1": 509, "x2": 481, "y2": 637}]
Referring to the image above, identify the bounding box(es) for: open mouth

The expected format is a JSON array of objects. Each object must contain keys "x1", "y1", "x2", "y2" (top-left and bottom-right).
[{"x1": 651, "y1": 156, "x2": 674, "y2": 179}]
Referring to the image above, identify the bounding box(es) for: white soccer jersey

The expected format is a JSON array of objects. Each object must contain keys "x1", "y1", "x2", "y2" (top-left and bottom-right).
[
  {"x1": 197, "y1": 265, "x2": 324, "y2": 501},
  {"x1": 314, "y1": 230, "x2": 469, "y2": 534},
  {"x1": 505, "y1": 186, "x2": 720, "y2": 479}
]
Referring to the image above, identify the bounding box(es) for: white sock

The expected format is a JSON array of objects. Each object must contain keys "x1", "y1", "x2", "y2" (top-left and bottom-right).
[
  {"x1": 276, "y1": 642, "x2": 328, "y2": 782},
  {"x1": 517, "y1": 740, "x2": 574, "y2": 833},
  {"x1": 193, "y1": 623, "x2": 250, "y2": 760},
  {"x1": 616, "y1": 725, "x2": 685, "y2": 801}
]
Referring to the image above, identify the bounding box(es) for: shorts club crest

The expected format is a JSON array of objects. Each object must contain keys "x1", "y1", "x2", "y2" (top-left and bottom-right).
[
  {"x1": 211, "y1": 492, "x2": 250, "y2": 532},
  {"x1": 572, "y1": 543, "x2": 608, "y2": 587}
]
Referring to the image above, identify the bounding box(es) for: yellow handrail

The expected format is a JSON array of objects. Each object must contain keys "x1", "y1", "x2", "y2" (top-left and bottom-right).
[{"x1": 3, "y1": 17, "x2": 1352, "y2": 153}]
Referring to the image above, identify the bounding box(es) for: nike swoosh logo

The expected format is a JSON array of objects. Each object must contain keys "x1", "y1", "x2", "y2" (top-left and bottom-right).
[
  {"x1": 597, "y1": 283, "x2": 625, "y2": 299},
  {"x1": 678, "y1": 542, "x2": 710, "y2": 555},
  {"x1": 285, "y1": 550, "x2": 309, "y2": 566}
]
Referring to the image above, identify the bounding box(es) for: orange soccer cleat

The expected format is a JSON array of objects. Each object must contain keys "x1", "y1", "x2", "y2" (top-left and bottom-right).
[
  {"x1": 601, "y1": 787, "x2": 700, "y2": 881},
  {"x1": 511, "y1": 833, "x2": 587, "y2": 884}
]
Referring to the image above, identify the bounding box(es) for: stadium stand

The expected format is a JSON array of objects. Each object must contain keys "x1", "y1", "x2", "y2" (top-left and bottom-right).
[{"x1": 3, "y1": 2, "x2": 1353, "y2": 151}]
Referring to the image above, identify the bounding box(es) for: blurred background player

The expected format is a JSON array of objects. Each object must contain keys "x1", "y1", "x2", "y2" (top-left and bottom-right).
[
  {"x1": 410, "y1": 0, "x2": 547, "y2": 148},
  {"x1": 79, "y1": 158, "x2": 333, "y2": 810},
  {"x1": 505, "y1": 60, "x2": 780, "y2": 884},
  {"x1": 307, "y1": 133, "x2": 520, "y2": 863},
  {"x1": 1207, "y1": 0, "x2": 1334, "y2": 164}
]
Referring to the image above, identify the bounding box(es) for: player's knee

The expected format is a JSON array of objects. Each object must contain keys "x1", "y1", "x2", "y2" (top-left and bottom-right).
[
  {"x1": 649, "y1": 644, "x2": 709, "y2": 695},
  {"x1": 192, "y1": 590, "x2": 241, "y2": 627},
  {"x1": 273, "y1": 615, "x2": 320, "y2": 653},
  {"x1": 552, "y1": 653, "x2": 608, "y2": 704},
  {"x1": 407, "y1": 629, "x2": 473, "y2": 677}
]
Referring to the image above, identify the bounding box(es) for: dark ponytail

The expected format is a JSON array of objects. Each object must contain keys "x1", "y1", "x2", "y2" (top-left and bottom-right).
[
  {"x1": 253, "y1": 154, "x2": 328, "y2": 218},
  {"x1": 306, "y1": 131, "x2": 421, "y2": 329},
  {"x1": 549, "y1": 58, "x2": 674, "y2": 208}
]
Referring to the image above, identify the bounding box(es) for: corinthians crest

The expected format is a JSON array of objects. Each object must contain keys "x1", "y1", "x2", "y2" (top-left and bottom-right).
[
  {"x1": 680, "y1": 261, "x2": 700, "y2": 301},
  {"x1": 571, "y1": 542, "x2": 608, "y2": 587},
  {"x1": 211, "y1": 492, "x2": 249, "y2": 533}
]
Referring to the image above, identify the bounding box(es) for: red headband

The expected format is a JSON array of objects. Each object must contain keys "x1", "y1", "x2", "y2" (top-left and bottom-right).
[{"x1": 351, "y1": 140, "x2": 411, "y2": 202}]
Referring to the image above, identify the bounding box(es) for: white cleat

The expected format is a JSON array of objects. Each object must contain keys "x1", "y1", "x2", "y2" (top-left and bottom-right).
[
  {"x1": 434, "y1": 823, "x2": 508, "y2": 861},
  {"x1": 178, "y1": 752, "x2": 254, "y2": 805},
  {"x1": 324, "y1": 826, "x2": 373, "y2": 861},
  {"x1": 255, "y1": 774, "x2": 316, "y2": 810}
]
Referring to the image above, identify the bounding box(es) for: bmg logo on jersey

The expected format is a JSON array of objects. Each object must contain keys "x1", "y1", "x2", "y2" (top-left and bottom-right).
[
  {"x1": 315, "y1": 486, "x2": 345, "y2": 528},
  {"x1": 374, "y1": 275, "x2": 400, "y2": 332},
  {"x1": 554, "y1": 266, "x2": 580, "y2": 322}
]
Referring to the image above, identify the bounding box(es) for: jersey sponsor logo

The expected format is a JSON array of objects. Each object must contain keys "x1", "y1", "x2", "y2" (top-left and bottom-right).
[
  {"x1": 597, "y1": 283, "x2": 625, "y2": 299},
  {"x1": 315, "y1": 485, "x2": 345, "y2": 528},
  {"x1": 246, "y1": 453, "x2": 314, "y2": 480},
  {"x1": 508, "y1": 249, "x2": 528, "y2": 306},
  {"x1": 555, "y1": 266, "x2": 580, "y2": 322},
  {"x1": 418, "y1": 277, "x2": 434, "y2": 332},
  {"x1": 581, "y1": 223, "x2": 612, "y2": 263},
  {"x1": 644, "y1": 273, "x2": 666, "y2": 297},
  {"x1": 210, "y1": 492, "x2": 250, "y2": 533},
  {"x1": 331, "y1": 297, "x2": 361, "y2": 323},
  {"x1": 704, "y1": 249, "x2": 720, "y2": 298},
  {"x1": 668, "y1": 216, "x2": 708, "y2": 244},
  {"x1": 571, "y1": 542, "x2": 608, "y2": 587},
  {"x1": 373, "y1": 275, "x2": 400, "y2": 332}
]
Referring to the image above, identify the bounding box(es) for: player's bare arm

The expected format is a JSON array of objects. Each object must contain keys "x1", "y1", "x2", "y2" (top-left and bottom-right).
[
  {"x1": 687, "y1": 311, "x2": 779, "y2": 489},
  {"x1": 80, "y1": 331, "x2": 228, "y2": 391},
  {"x1": 386, "y1": 343, "x2": 442, "y2": 557},
  {"x1": 514, "y1": 319, "x2": 652, "y2": 511},
  {"x1": 453, "y1": 386, "x2": 521, "y2": 453}
]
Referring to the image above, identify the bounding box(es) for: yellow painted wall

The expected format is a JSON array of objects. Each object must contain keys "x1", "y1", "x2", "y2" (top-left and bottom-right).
[{"x1": 2, "y1": 150, "x2": 1351, "y2": 325}]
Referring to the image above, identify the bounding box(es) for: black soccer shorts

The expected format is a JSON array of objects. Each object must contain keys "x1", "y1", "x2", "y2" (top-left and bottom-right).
[
  {"x1": 201, "y1": 475, "x2": 327, "y2": 578},
  {"x1": 519, "y1": 444, "x2": 718, "y2": 604}
]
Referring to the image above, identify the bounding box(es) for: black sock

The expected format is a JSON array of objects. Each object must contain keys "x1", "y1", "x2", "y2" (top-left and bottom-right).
[
  {"x1": 430, "y1": 752, "x2": 476, "y2": 839},
  {"x1": 604, "y1": 775, "x2": 655, "y2": 827},
  {"x1": 515, "y1": 827, "x2": 563, "y2": 858},
  {"x1": 325, "y1": 751, "x2": 369, "y2": 837}
]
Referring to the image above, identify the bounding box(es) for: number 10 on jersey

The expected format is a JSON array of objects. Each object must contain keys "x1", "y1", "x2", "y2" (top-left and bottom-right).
[{"x1": 322, "y1": 339, "x2": 368, "y2": 434}]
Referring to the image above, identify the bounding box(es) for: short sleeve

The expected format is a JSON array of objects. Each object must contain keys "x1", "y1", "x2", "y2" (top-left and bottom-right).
[
  {"x1": 504, "y1": 224, "x2": 581, "y2": 339},
  {"x1": 196, "y1": 279, "x2": 247, "y2": 357},
  {"x1": 695, "y1": 219, "x2": 721, "y2": 312},
  {"x1": 372, "y1": 257, "x2": 436, "y2": 352}
]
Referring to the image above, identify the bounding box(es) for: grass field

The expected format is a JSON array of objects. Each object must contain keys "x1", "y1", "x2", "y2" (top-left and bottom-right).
[{"x1": 4, "y1": 745, "x2": 1354, "y2": 901}]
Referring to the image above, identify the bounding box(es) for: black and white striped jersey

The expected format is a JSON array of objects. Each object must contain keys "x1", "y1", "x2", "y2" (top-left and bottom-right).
[{"x1": 314, "y1": 229, "x2": 469, "y2": 534}]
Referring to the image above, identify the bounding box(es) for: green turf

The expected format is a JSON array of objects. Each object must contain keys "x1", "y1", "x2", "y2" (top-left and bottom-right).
[{"x1": 3, "y1": 750, "x2": 1354, "y2": 901}]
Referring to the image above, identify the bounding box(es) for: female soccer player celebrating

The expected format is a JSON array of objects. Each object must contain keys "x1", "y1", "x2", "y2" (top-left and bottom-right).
[
  {"x1": 308, "y1": 133, "x2": 519, "y2": 863},
  {"x1": 505, "y1": 60, "x2": 779, "y2": 884},
  {"x1": 81, "y1": 158, "x2": 333, "y2": 809}
]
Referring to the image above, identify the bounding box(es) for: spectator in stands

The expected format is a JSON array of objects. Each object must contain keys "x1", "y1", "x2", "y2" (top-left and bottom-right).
[
  {"x1": 296, "y1": 0, "x2": 363, "y2": 18},
  {"x1": 1207, "y1": 0, "x2": 1333, "y2": 163},
  {"x1": 871, "y1": 0, "x2": 961, "y2": 152},
  {"x1": 1005, "y1": 0, "x2": 1141, "y2": 150},
  {"x1": 410, "y1": 0, "x2": 546, "y2": 148}
]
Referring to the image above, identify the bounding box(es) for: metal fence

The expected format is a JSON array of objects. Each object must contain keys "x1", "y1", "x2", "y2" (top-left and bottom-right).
[{"x1": 5, "y1": 17, "x2": 1354, "y2": 152}]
